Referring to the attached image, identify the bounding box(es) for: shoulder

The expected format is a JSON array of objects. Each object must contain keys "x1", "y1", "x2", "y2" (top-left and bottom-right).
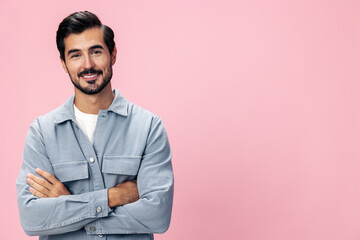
[
  {"x1": 36, "y1": 106, "x2": 65, "y2": 127},
  {"x1": 112, "y1": 89, "x2": 162, "y2": 124},
  {"x1": 128, "y1": 102, "x2": 161, "y2": 122},
  {"x1": 127, "y1": 103, "x2": 168, "y2": 140},
  {"x1": 36, "y1": 105, "x2": 63, "y2": 124},
  {"x1": 25, "y1": 104, "x2": 65, "y2": 144},
  {"x1": 31, "y1": 96, "x2": 74, "y2": 131}
]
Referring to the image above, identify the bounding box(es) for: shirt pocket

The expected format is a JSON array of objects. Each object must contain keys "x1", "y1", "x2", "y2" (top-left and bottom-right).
[
  {"x1": 102, "y1": 156, "x2": 141, "y2": 187},
  {"x1": 52, "y1": 161, "x2": 90, "y2": 194}
]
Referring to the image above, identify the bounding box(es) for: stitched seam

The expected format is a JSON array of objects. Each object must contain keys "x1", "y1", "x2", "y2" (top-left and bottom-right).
[
  {"x1": 52, "y1": 161, "x2": 87, "y2": 167},
  {"x1": 103, "y1": 156, "x2": 141, "y2": 159}
]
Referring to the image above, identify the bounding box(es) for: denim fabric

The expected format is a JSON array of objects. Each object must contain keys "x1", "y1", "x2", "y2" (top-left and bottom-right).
[{"x1": 16, "y1": 89, "x2": 174, "y2": 240}]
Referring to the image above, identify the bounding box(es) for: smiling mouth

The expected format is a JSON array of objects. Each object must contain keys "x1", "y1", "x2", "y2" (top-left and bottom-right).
[
  {"x1": 81, "y1": 73, "x2": 100, "y2": 82},
  {"x1": 78, "y1": 69, "x2": 103, "y2": 82}
]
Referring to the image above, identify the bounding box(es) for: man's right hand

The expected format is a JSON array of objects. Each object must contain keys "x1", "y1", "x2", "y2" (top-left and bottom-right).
[{"x1": 108, "y1": 180, "x2": 139, "y2": 208}]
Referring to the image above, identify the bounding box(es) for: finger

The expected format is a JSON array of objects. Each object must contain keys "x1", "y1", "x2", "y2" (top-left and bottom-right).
[
  {"x1": 35, "y1": 168, "x2": 58, "y2": 184},
  {"x1": 27, "y1": 173, "x2": 52, "y2": 190},
  {"x1": 27, "y1": 178, "x2": 50, "y2": 197},
  {"x1": 29, "y1": 187, "x2": 48, "y2": 198}
]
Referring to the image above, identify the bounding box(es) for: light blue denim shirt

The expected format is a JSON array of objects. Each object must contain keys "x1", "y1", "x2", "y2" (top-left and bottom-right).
[{"x1": 16, "y1": 89, "x2": 174, "y2": 240}]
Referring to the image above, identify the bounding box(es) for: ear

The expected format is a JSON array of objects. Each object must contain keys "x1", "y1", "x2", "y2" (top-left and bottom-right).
[
  {"x1": 60, "y1": 57, "x2": 68, "y2": 73},
  {"x1": 111, "y1": 46, "x2": 117, "y2": 66}
]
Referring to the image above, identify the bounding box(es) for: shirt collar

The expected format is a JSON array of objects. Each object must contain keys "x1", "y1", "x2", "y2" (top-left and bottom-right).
[{"x1": 54, "y1": 89, "x2": 129, "y2": 124}]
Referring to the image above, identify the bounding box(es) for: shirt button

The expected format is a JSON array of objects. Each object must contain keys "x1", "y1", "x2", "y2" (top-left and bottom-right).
[
  {"x1": 90, "y1": 227, "x2": 96, "y2": 232},
  {"x1": 89, "y1": 157, "x2": 95, "y2": 163},
  {"x1": 96, "y1": 206, "x2": 102, "y2": 213},
  {"x1": 98, "y1": 234, "x2": 104, "y2": 238}
]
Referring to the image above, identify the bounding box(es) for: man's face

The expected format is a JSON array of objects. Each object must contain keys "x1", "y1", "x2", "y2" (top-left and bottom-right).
[{"x1": 61, "y1": 27, "x2": 116, "y2": 95}]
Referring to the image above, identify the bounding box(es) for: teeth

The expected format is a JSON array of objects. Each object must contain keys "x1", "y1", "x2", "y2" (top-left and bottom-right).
[{"x1": 83, "y1": 74, "x2": 98, "y2": 79}]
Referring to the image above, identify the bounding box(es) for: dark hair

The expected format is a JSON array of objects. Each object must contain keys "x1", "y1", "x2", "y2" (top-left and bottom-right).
[{"x1": 56, "y1": 11, "x2": 115, "y2": 61}]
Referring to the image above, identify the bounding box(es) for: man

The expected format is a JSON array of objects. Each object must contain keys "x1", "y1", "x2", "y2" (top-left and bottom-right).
[{"x1": 16, "y1": 11, "x2": 174, "y2": 240}]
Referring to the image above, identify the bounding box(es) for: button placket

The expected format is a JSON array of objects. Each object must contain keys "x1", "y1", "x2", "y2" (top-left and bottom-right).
[{"x1": 72, "y1": 120, "x2": 106, "y2": 192}]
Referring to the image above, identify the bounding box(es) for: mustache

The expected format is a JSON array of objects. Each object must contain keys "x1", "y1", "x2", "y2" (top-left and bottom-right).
[{"x1": 78, "y1": 69, "x2": 103, "y2": 77}]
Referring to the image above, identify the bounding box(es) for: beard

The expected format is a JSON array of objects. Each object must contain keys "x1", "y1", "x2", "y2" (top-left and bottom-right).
[{"x1": 67, "y1": 62, "x2": 113, "y2": 95}]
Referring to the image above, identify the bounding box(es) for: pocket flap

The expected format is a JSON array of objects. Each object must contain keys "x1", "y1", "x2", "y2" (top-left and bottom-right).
[
  {"x1": 53, "y1": 161, "x2": 89, "y2": 182},
  {"x1": 102, "y1": 156, "x2": 141, "y2": 175}
]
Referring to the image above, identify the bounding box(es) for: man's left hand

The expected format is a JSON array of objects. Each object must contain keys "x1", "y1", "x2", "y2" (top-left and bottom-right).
[{"x1": 26, "y1": 168, "x2": 71, "y2": 198}]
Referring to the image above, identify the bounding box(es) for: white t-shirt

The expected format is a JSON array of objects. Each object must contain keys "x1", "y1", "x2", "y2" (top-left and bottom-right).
[{"x1": 74, "y1": 105, "x2": 98, "y2": 144}]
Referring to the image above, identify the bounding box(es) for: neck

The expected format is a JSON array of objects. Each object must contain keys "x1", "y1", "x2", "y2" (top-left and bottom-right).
[{"x1": 73, "y1": 83, "x2": 114, "y2": 114}]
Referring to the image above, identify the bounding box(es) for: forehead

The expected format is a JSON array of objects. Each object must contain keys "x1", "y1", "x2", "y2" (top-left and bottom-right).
[{"x1": 63, "y1": 27, "x2": 106, "y2": 53}]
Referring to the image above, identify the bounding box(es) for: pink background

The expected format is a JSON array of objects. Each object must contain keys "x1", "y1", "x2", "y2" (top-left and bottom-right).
[{"x1": 1, "y1": 0, "x2": 360, "y2": 239}]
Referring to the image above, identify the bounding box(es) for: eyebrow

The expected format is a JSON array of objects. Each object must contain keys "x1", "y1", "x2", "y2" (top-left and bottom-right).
[
  {"x1": 67, "y1": 45, "x2": 105, "y2": 56},
  {"x1": 89, "y1": 45, "x2": 105, "y2": 51},
  {"x1": 67, "y1": 49, "x2": 80, "y2": 56}
]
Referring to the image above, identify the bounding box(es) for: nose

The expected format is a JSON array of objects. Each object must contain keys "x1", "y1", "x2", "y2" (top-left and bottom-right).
[{"x1": 82, "y1": 54, "x2": 95, "y2": 69}]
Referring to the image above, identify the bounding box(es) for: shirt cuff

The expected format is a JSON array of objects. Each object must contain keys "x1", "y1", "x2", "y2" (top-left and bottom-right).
[
  {"x1": 84, "y1": 189, "x2": 112, "y2": 234},
  {"x1": 89, "y1": 189, "x2": 112, "y2": 218}
]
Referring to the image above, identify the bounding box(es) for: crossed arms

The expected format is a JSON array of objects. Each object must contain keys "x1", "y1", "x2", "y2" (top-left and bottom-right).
[
  {"x1": 26, "y1": 168, "x2": 139, "y2": 208},
  {"x1": 16, "y1": 117, "x2": 174, "y2": 236}
]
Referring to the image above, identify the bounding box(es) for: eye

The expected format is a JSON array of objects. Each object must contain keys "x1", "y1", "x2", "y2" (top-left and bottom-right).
[
  {"x1": 70, "y1": 54, "x2": 80, "y2": 59},
  {"x1": 92, "y1": 50, "x2": 102, "y2": 55}
]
